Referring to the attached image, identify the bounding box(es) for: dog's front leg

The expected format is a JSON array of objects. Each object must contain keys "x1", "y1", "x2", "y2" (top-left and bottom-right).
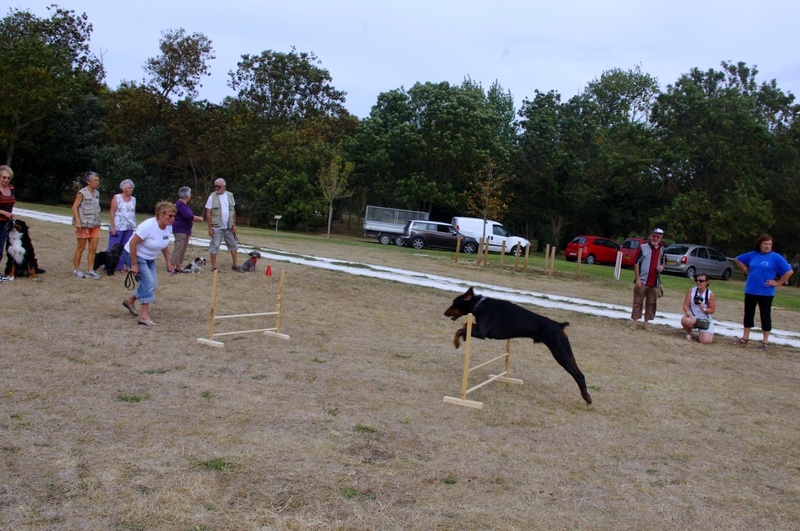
[{"x1": 453, "y1": 324, "x2": 468, "y2": 349}]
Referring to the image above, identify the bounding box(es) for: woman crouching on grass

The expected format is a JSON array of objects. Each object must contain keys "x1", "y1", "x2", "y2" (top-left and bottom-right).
[
  {"x1": 122, "y1": 201, "x2": 176, "y2": 326},
  {"x1": 681, "y1": 274, "x2": 716, "y2": 344}
]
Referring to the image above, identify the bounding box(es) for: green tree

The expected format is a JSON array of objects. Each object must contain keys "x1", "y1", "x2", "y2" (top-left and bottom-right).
[
  {"x1": 317, "y1": 154, "x2": 354, "y2": 238},
  {"x1": 517, "y1": 90, "x2": 600, "y2": 248},
  {"x1": 651, "y1": 61, "x2": 794, "y2": 249},
  {"x1": 582, "y1": 66, "x2": 661, "y2": 237},
  {"x1": 145, "y1": 28, "x2": 215, "y2": 104},
  {"x1": 350, "y1": 80, "x2": 510, "y2": 215},
  {"x1": 228, "y1": 47, "x2": 347, "y2": 126},
  {"x1": 0, "y1": 5, "x2": 104, "y2": 165}
]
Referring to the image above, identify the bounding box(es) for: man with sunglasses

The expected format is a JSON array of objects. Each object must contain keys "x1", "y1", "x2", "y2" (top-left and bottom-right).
[
  {"x1": 681, "y1": 275, "x2": 716, "y2": 343},
  {"x1": 205, "y1": 178, "x2": 239, "y2": 272}
]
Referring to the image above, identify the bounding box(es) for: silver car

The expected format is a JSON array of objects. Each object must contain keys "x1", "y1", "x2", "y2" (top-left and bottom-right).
[{"x1": 663, "y1": 243, "x2": 734, "y2": 280}]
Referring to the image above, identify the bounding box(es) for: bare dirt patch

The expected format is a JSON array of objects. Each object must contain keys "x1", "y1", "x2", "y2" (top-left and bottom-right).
[{"x1": 1, "y1": 218, "x2": 799, "y2": 529}]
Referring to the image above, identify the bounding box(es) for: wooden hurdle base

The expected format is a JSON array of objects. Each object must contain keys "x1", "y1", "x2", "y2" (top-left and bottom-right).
[
  {"x1": 443, "y1": 314, "x2": 523, "y2": 409},
  {"x1": 197, "y1": 269, "x2": 291, "y2": 348}
]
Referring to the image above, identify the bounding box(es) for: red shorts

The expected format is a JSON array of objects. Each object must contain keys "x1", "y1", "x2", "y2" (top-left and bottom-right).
[{"x1": 75, "y1": 226, "x2": 101, "y2": 239}]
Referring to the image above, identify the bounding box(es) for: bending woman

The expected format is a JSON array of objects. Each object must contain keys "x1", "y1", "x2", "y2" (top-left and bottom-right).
[{"x1": 122, "y1": 201, "x2": 176, "y2": 326}]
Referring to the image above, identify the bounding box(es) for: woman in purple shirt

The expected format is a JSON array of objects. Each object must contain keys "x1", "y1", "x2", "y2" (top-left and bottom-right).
[{"x1": 169, "y1": 186, "x2": 203, "y2": 271}]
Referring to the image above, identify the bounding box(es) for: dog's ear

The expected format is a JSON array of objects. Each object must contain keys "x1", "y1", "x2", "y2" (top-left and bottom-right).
[{"x1": 464, "y1": 287, "x2": 475, "y2": 300}]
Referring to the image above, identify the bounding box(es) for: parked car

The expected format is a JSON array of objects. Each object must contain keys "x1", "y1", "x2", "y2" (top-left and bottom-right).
[
  {"x1": 663, "y1": 243, "x2": 734, "y2": 280},
  {"x1": 620, "y1": 237, "x2": 649, "y2": 268},
  {"x1": 451, "y1": 217, "x2": 530, "y2": 255},
  {"x1": 565, "y1": 236, "x2": 620, "y2": 265},
  {"x1": 401, "y1": 220, "x2": 479, "y2": 253}
]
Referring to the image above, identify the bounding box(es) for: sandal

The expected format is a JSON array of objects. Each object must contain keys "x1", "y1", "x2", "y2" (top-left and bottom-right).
[
  {"x1": 138, "y1": 318, "x2": 158, "y2": 327},
  {"x1": 758, "y1": 343, "x2": 769, "y2": 351},
  {"x1": 734, "y1": 338, "x2": 749, "y2": 345}
]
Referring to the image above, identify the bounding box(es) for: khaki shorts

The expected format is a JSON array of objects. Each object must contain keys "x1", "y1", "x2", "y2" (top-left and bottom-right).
[{"x1": 209, "y1": 227, "x2": 238, "y2": 254}]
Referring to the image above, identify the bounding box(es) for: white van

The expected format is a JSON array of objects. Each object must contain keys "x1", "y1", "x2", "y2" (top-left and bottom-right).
[{"x1": 451, "y1": 217, "x2": 530, "y2": 254}]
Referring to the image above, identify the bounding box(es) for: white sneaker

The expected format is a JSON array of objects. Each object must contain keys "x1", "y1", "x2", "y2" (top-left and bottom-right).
[
  {"x1": 73, "y1": 269, "x2": 84, "y2": 278},
  {"x1": 85, "y1": 270, "x2": 100, "y2": 279}
]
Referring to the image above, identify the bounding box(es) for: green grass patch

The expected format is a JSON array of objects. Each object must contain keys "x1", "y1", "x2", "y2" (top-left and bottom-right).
[
  {"x1": 353, "y1": 424, "x2": 375, "y2": 434},
  {"x1": 194, "y1": 458, "x2": 233, "y2": 472},
  {"x1": 117, "y1": 394, "x2": 146, "y2": 403}
]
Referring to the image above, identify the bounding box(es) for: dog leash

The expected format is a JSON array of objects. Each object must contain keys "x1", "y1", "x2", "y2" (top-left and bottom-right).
[{"x1": 124, "y1": 270, "x2": 137, "y2": 291}]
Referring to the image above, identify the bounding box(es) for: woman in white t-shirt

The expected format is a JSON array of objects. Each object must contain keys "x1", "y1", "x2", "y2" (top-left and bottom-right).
[
  {"x1": 122, "y1": 201, "x2": 176, "y2": 326},
  {"x1": 680, "y1": 275, "x2": 716, "y2": 344}
]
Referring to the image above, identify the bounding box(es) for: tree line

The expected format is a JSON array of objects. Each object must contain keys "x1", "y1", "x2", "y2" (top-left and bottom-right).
[{"x1": 2, "y1": 6, "x2": 799, "y2": 259}]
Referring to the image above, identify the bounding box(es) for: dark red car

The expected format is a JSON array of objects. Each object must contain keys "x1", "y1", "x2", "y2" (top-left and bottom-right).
[
  {"x1": 620, "y1": 237, "x2": 649, "y2": 268},
  {"x1": 565, "y1": 235, "x2": 620, "y2": 265}
]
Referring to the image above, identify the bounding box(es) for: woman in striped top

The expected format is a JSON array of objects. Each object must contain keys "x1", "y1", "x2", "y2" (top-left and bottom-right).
[{"x1": 0, "y1": 165, "x2": 16, "y2": 279}]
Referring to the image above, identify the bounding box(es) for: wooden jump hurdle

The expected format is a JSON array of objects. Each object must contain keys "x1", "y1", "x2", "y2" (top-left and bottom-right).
[
  {"x1": 197, "y1": 269, "x2": 290, "y2": 348},
  {"x1": 443, "y1": 314, "x2": 523, "y2": 409}
]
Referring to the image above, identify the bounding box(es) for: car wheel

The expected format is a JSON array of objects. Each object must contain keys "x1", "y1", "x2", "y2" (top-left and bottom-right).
[
  {"x1": 585, "y1": 254, "x2": 596, "y2": 265},
  {"x1": 721, "y1": 268, "x2": 732, "y2": 281},
  {"x1": 394, "y1": 237, "x2": 406, "y2": 247},
  {"x1": 686, "y1": 266, "x2": 696, "y2": 279},
  {"x1": 462, "y1": 242, "x2": 477, "y2": 254},
  {"x1": 411, "y1": 237, "x2": 425, "y2": 249},
  {"x1": 378, "y1": 234, "x2": 391, "y2": 245}
]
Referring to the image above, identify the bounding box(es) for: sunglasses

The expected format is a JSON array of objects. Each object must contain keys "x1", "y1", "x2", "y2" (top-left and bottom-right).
[
  {"x1": 695, "y1": 279, "x2": 708, "y2": 283},
  {"x1": 164, "y1": 214, "x2": 176, "y2": 218}
]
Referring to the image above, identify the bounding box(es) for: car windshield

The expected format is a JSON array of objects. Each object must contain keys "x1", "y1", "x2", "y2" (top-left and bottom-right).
[
  {"x1": 665, "y1": 244, "x2": 690, "y2": 255},
  {"x1": 571, "y1": 237, "x2": 588, "y2": 244}
]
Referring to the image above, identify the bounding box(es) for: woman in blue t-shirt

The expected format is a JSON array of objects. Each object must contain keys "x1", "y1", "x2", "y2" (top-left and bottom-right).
[{"x1": 734, "y1": 235, "x2": 794, "y2": 350}]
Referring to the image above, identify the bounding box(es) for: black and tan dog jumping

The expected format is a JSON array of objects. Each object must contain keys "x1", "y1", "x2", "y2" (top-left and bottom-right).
[{"x1": 444, "y1": 287, "x2": 592, "y2": 404}]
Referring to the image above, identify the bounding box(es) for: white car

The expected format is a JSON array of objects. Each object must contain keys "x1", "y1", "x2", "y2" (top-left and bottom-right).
[{"x1": 450, "y1": 217, "x2": 529, "y2": 255}]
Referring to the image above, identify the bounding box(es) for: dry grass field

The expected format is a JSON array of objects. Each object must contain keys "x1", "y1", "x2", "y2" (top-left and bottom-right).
[{"x1": 1, "y1": 215, "x2": 799, "y2": 530}]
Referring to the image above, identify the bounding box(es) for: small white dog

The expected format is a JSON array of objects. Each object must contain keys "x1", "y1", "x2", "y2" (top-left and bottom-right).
[{"x1": 182, "y1": 257, "x2": 206, "y2": 274}]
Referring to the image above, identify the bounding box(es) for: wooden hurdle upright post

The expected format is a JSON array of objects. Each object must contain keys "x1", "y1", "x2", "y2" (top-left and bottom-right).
[
  {"x1": 443, "y1": 314, "x2": 523, "y2": 409},
  {"x1": 547, "y1": 245, "x2": 557, "y2": 278},
  {"x1": 197, "y1": 269, "x2": 290, "y2": 348}
]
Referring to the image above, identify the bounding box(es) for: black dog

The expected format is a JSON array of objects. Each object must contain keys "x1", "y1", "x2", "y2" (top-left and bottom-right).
[
  {"x1": 4, "y1": 219, "x2": 44, "y2": 279},
  {"x1": 444, "y1": 287, "x2": 592, "y2": 404},
  {"x1": 93, "y1": 244, "x2": 124, "y2": 275}
]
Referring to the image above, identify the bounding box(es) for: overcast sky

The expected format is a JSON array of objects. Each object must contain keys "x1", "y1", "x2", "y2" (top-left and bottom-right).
[{"x1": 19, "y1": 0, "x2": 800, "y2": 117}]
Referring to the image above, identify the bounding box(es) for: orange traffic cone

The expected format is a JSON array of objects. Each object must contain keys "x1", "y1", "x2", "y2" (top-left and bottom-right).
[{"x1": 265, "y1": 265, "x2": 272, "y2": 277}]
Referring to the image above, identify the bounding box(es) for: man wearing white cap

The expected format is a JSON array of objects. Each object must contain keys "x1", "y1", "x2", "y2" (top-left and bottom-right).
[{"x1": 630, "y1": 228, "x2": 666, "y2": 330}]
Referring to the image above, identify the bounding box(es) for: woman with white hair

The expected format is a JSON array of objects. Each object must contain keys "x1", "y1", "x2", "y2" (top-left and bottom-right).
[
  {"x1": 170, "y1": 186, "x2": 203, "y2": 270},
  {"x1": 107, "y1": 179, "x2": 137, "y2": 272}
]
